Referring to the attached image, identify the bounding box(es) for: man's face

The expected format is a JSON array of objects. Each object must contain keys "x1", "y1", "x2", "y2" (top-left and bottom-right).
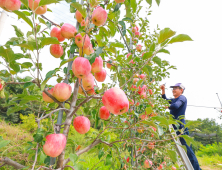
[{"x1": 172, "y1": 87, "x2": 183, "y2": 98}]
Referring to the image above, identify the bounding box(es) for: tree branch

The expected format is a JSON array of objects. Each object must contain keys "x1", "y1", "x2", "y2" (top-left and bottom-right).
[{"x1": 0, "y1": 157, "x2": 25, "y2": 169}]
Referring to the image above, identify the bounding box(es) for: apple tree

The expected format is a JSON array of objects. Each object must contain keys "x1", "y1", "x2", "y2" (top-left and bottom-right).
[{"x1": 0, "y1": 0, "x2": 194, "y2": 169}]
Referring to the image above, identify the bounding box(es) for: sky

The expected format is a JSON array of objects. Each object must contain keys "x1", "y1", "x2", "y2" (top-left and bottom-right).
[{"x1": 0, "y1": 0, "x2": 222, "y2": 124}]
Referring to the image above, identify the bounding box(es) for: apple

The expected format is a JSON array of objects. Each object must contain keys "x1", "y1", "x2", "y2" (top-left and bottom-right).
[
  {"x1": 149, "y1": 89, "x2": 153, "y2": 95},
  {"x1": 50, "y1": 44, "x2": 64, "y2": 58},
  {"x1": 171, "y1": 166, "x2": 176, "y2": 170},
  {"x1": 129, "y1": 99, "x2": 134, "y2": 106},
  {"x1": 132, "y1": 26, "x2": 139, "y2": 33},
  {"x1": 134, "y1": 74, "x2": 139, "y2": 78},
  {"x1": 61, "y1": 23, "x2": 77, "y2": 39},
  {"x1": 147, "y1": 142, "x2": 155, "y2": 149},
  {"x1": 139, "y1": 74, "x2": 145, "y2": 79},
  {"x1": 81, "y1": 17, "x2": 89, "y2": 27},
  {"x1": 106, "y1": 59, "x2": 112, "y2": 68},
  {"x1": 79, "y1": 43, "x2": 94, "y2": 56},
  {"x1": 140, "y1": 114, "x2": 148, "y2": 120},
  {"x1": 135, "y1": 31, "x2": 141, "y2": 38},
  {"x1": 151, "y1": 133, "x2": 154, "y2": 137},
  {"x1": 78, "y1": 85, "x2": 95, "y2": 96},
  {"x1": 75, "y1": 33, "x2": 90, "y2": 48},
  {"x1": 114, "y1": 0, "x2": 125, "y2": 3},
  {"x1": 130, "y1": 85, "x2": 137, "y2": 90},
  {"x1": 126, "y1": 53, "x2": 131, "y2": 58},
  {"x1": 136, "y1": 102, "x2": 140, "y2": 106},
  {"x1": 91, "y1": 56, "x2": 103, "y2": 73},
  {"x1": 28, "y1": 0, "x2": 47, "y2": 15},
  {"x1": 43, "y1": 134, "x2": 66, "y2": 157},
  {"x1": 4, "y1": 0, "x2": 21, "y2": 11},
  {"x1": 133, "y1": 38, "x2": 138, "y2": 44},
  {"x1": 73, "y1": 116, "x2": 90, "y2": 134},
  {"x1": 53, "y1": 83, "x2": 72, "y2": 102},
  {"x1": 102, "y1": 87, "x2": 129, "y2": 115},
  {"x1": 50, "y1": 27, "x2": 65, "y2": 42},
  {"x1": 129, "y1": 60, "x2": 135, "y2": 64},
  {"x1": 75, "y1": 10, "x2": 84, "y2": 23},
  {"x1": 162, "y1": 162, "x2": 167, "y2": 166},
  {"x1": 150, "y1": 126, "x2": 156, "y2": 132},
  {"x1": 138, "y1": 86, "x2": 144, "y2": 95},
  {"x1": 142, "y1": 85, "x2": 147, "y2": 91},
  {"x1": 95, "y1": 69, "x2": 106, "y2": 82},
  {"x1": 140, "y1": 92, "x2": 146, "y2": 99},
  {"x1": 72, "y1": 57, "x2": 91, "y2": 78},
  {"x1": 0, "y1": 0, "x2": 6, "y2": 8},
  {"x1": 42, "y1": 88, "x2": 54, "y2": 103},
  {"x1": 158, "y1": 164, "x2": 163, "y2": 170},
  {"x1": 144, "y1": 160, "x2": 152, "y2": 168},
  {"x1": 92, "y1": 6, "x2": 107, "y2": 26},
  {"x1": 99, "y1": 106, "x2": 110, "y2": 120},
  {"x1": 126, "y1": 157, "x2": 129, "y2": 163},
  {"x1": 133, "y1": 78, "x2": 139, "y2": 84},
  {"x1": 0, "y1": 82, "x2": 3, "y2": 91},
  {"x1": 149, "y1": 112, "x2": 158, "y2": 117},
  {"x1": 136, "y1": 45, "x2": 142, "y2": 52},
  {"x1": 82, "y1": 73, "x2": 94, "y2": 90}
]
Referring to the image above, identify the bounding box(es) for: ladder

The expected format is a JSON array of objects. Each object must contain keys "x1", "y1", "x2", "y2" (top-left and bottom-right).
[{"x1": 169, "y1": 125, "x2": 194, "y2": 170}]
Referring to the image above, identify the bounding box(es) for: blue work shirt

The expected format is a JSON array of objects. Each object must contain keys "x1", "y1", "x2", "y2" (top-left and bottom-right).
[{"x1": 162, "y1": 94, "x2": 187, "y2": 129}]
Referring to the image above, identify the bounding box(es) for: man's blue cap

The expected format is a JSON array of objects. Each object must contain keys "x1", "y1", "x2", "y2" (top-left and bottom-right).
[{"x1": 170, "y1": 83, "x2": 185, "y2": 90}]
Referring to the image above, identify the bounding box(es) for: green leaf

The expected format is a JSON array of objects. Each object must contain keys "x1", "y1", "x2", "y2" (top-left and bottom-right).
[
  {"x1": 41, "y1": 37, "x2": 60, "y2": 47},
  {"x1": 39, "y1": 151, "x2": 47, "y2": 164},
  {"x1": 155, "y1": 0, "x2": 160, "y2": 6},
  {"x1": 98, "y1": 150, "x2": 104, "y2": 159},
  {"x1": 10, "y1": 62, "x2": 20, "y2": 72},
  {"x1": 12, "y1": 25, "x2": 24, "y2": 37},
  {"x1": 38, "y1": 17, "x2": 46, "y2": 24},
  {"x1": 60, "y1": 58, "x2": 73, "y2": 68},
  {"x1": 45, "y1": 69, "x2": 57, "y2": 81},
  {"x1": 149, "y1": 43, "x2": 155, "y2": 51},
  {"x1": 71, "y1": 2, "x2": 87, "y2": 18},
  {"x1": 180, "y1": 135, "x2": 197, "y2": 147},
  {"x1": 39, "y1": 0, "x2": 62, "y2": 6},
  {"x1": 157, "y1": 125, "x2": 164, "y2": 136},
  {"x1": 158, "y1": 28, "x2": 176, "y2": 44},
  {"x1": 20, "y1": 0, "x2": 29, "y2": 8},
  {"x1": 152, "y1": 116, "x2": 169, "y2": 126},
  {"x1": 0, "y1": 47, "x2": 15, "y2": 62},
  {"x1": 13, "y1": 11, "x2": 33, "y2": 28},
  {"x1": 146, "y1": 0, "x2": 152, "y2": 5},
  {"x1": 0, "y1": 140, "x2": 10, "y2": 149},
  {"x1": 105, "y1": 154, "x2": 112, "y2": 165},
  {"x1": 113, "y1": 3, "x2": 121, "y2": 12},
  {"x1": 167, "y1": 150, "x2": 177, "y2": 163},
  {"x1": 24, "y1": 82, "x2": 34, "y2": 88},
  {"x1": 122, "y1": 17, "x2": 133, "y2": 22},
  {"x1": 136, "y1": 80, "x2": 143, "y2": 87},
  {"x1": 152, "y1": 56, "x2": 161, "y2": 67},
  {"x1": 168, "y1": 34, "x2": 193, "y2": 44},
  {"x1": 142, "y1": 51, "x2": 153, "y2": 60},
  {"x1": 16, "y1": 43, "x2": 34, "y2": 51},
  {"x1": 118, "y1": 21, "x2": 126, "y2": 36},
  {"x1": 158, "y1": 49, "x2": 170, "y2": 54},
  {"x1": 145, "y1": 107, "x2": 152, "y2": 114},
  {"x1": 70, "y1": 153, "x2": 78, "y2": 164},
  {"x1": 33, "y1": 129, "x2": 44, "y2": 143},
  {"x1": 21, "y1": 62, "x2": 33, "y2": 68},
  {"x1": 131, "y1": 0, "x2": 137, "y2": 13},
  {"x1": 22, "y1": 95, "x2": 39, "y2": 101},
  {"x1": 110, "y1": 42, "x2": 124, "y2": 48},
  {"x1": 95, "y1": 46, "x2": 104, "y2": 57},
  {"x1": 70, "y1": 43, "x2": 76, "y2": 54}
]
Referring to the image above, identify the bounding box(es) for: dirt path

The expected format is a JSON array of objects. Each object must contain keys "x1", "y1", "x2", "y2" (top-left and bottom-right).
[{"x1": 201, "y1": 166, "x2": 221, "y2": 170}]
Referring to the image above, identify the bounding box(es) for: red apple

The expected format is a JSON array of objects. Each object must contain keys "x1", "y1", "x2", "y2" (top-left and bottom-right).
[
  {"x1": 114, "y1": 0, "x2": 125, "y2": 3},
  {"x1": 75, "y1": 33, "x2": 90, "y2": 48},
  {"x1": 149, "y1": 89, "x2": 153, "y2": 95},
  {"x1": 95, "y1": 69, "x2": 106, "y2": 82},
  {"x1": 73, "y1": 116, "x2": 90, "y2": 134},
  {"x1": 147, "y1": 142, "x2": 155, "y2": 149},
  {"x1": 126, "y1": 53, "x2": 131, "y2": 58},
  {"x1": 43, "y1": 134, "x2": 66, "y2": 157},
  {"x1": 53, "y1": 83, "x2": 72, "y2": 102},
  {"x1": 129, "y1": 99, "x2": 134, "y2": 106},
  {"x1": 131, "y1": 85, "x2": 137, "y2": 90},
  {"x1": 129, "y1": 60, "x2": 135, "y2": 64},
  {"x1": 0, "y1": 82, "x2": 3, "y2": 91},
  {"x1": 83, "y1": 43, "x2": 94, "y2": 55},
  {"x1": 140, "y1": 92, "x2": 146, "y2": 99},
  {"x1": 50, "y1": 44, "x2": 64, "y2": 58},
  {"x1": 139, "y1": 74, "x2": 145, "y2": 79},
  {"x1": 28, "y1": 0, "x2": 47, "y2": 15},
  {"x1": 135, "y1": 31, "x2": 141, "y2": 38},
  {"x1": 91, "y1": 56, "x2": 103, "y2": 73},
  {"x1": 150, "y1": 126, "x2": 156, "y2": 132},
  {"x1": 133, "y1": 78, "x2": 139, "y2": 84},
  {"x1": 61, "y1": 23, "x2": 77, "y2": 39},
  {"x1": 102, "y1": 87, "x2": 129, "y2": 115},
  {"x1": 126, "y1": 157, "x2": 129, "y2": 163},
  {"x1": 50, "y1": 27, "x2": 65, "y2": 42},
  {"x1": 106, "y1": 59, "x2": 112, "y2": 68},
  {"x1": 0, "y1": 0, "x2": 6, "y2": 8},
  {"x1": 5, "y1": 0, "x2": 21, "y2": 11},
  {"x1": 82, "y1": 73, "x2": 94, "y2": 90},
  {"x1": 92, "y1": 6, "x2": 107, "y2": 26},
  {"x1": 136, "y1": 44, "x2": 142, "y2": 52},
  {"x1": 75, "y1": 10, "x2": 84, "y2": 23},
  {"x1": 136, "y1": 102, "x2": 140, "y2": 106},
  {"x1": 142, "y1": 85, "x2": 147, "y2": 91},
  {"x1": 144, "y1": 160, "x2": 152, "y2": 168},
  {"x1": 158, "y1": 164, "x2": 163, "y2": 170},
  {"x1": 151, "y1": 133, "x2": 154, "y2": 137},
  {"x1": 171, "y1": 166, "x2": 176, "y2": 170},
  {"x1": 99, "y1": 106, "x2": 110, "y2": 120},
  {"x1": 140, "y1": 114, "x2": 148, "y2": 120},
  {"x1": 162, "y1": 161, "x2": 167, "y2": 166},
  {"x1": 81, "y1": 17, "x2": 89, "y2": 27},
  {"x1": 72, "y1": 57, "x2": 91, "y2": 78},
  {"x1": 42, "y1": 88, "x2": 54, "y2": 103}
]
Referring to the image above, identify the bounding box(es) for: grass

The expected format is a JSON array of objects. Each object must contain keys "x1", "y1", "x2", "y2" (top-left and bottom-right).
[
  {"x1": 197, "y1": 155, "x2": 222, "y2": 170},
  {"x1": 0, "y1": 120, "x2": 34, "y2": 169}
]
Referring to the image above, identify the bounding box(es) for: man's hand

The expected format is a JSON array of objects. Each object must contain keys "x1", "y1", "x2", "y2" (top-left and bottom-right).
[{"x1": 160, "y1": 84, "x2": 165, "y2": 95}]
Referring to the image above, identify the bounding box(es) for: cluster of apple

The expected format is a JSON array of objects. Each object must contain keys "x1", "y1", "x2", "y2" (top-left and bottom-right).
[{"x1": 0, "y1": 0, "x2": 21, "y2": 11}]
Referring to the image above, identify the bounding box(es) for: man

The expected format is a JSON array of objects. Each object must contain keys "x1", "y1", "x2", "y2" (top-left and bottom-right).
[{"x1": 160, "y1": 83, "x2": 201, "y2": 170}]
